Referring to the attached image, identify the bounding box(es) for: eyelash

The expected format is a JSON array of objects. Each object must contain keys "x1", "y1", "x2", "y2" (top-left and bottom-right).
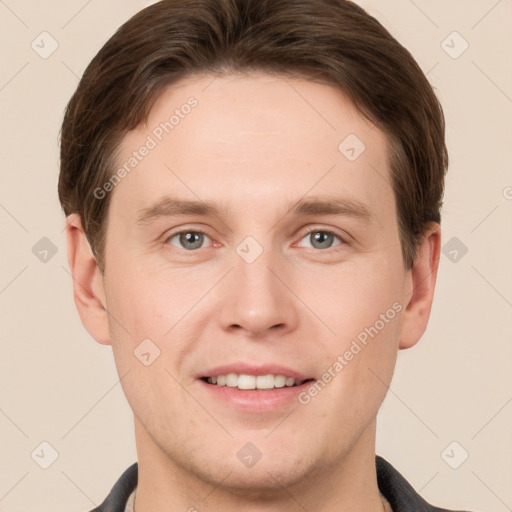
[{"x1": 164, "y1": 227, "x2": 347, "y2": 252}]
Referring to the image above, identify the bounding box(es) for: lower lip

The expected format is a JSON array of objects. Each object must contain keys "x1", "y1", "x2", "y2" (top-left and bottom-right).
[{"x1": 198, "y1": 379, "x2": 312, "y2": 412}]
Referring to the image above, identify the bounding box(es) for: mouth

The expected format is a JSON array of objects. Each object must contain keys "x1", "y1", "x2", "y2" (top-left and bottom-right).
[
  {"x1": 196, "y1": 363, "x2": 316, "y2": 411},
  {"x1": 201, "y1": 373, "x2": 314, "y2": 390}
]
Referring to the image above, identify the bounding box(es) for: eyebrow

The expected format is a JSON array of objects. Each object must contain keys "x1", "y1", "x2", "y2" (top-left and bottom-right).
[{"x1": 135, "y1": 194, "x2": 373, "y2": 225}]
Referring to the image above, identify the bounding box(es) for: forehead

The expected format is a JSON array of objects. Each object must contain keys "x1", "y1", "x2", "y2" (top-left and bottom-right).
[{"x1": 111, "y1": 73, "x2": 395, "y2": 226}]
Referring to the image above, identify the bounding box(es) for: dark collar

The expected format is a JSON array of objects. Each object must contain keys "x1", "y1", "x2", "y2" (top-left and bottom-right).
[
  {"x1": 375, "y1": 456, "x2": 472, "y2": 511},
  {"x1": 90, "y1": 456, "x2": 474, "y2": 512}
]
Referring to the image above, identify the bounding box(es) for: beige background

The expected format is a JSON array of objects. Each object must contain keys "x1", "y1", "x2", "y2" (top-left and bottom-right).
[{"x1": 1, "y1": 0, "x2": 511, "y2": 510}]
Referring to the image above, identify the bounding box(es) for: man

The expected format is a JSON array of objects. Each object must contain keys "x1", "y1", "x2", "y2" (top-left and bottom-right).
[{"x1": 59, "y1": 0, "x2": 474, "y2": 510}]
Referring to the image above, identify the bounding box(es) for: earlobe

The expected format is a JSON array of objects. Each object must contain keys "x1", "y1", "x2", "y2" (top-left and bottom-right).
[
  {"x1": 65, "y1": 214, "x2": 111, "y2": 345},
  {"x1": 399, "y1": 223, "x2": 441, "y2": 350}
]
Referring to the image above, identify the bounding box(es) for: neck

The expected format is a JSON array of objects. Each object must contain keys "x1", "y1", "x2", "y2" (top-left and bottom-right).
[{"x1": 133, "y1": 418, "x2": 387, "y2": 512}]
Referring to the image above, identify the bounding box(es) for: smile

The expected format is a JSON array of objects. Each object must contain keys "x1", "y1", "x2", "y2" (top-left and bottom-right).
[{"x1": 203, "y1": 373, "x2": 310, "y2": 389}]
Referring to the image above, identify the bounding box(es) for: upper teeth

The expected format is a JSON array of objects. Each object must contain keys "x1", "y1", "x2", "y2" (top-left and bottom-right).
[{"x1": 207, "y1": 373, "x2": 303, "y2": 389}]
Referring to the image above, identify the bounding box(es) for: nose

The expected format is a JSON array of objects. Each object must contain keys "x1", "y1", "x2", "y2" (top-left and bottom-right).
[{"x1": 217, "y1": 246, "x2": 299, "y2": 338}]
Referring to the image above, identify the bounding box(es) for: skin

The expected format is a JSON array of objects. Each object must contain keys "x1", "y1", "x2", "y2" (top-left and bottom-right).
[{"x1": 66, "y1": 73, "x2": 440, "y2": 512}]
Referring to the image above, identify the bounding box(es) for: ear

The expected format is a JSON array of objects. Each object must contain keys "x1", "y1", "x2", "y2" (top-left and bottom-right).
[
  {"x1": 399, "y1": 222, "x2": 441, "y2": 350},
  {"x1": 65, "y1": 214, "x2": 111, "y2": 345}
]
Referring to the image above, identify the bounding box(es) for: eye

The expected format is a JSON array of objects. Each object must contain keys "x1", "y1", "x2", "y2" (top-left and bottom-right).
[
  {"x1": 297, "y1": 229, "x2": 344, "y2": 250},
  {"x1": 166, "y1": 230, "x2": 211, "y2": 251}
]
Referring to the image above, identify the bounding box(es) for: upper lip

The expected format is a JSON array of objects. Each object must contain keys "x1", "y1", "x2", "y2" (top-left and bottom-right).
[{"x1": 197, "y1": 363, "x2": 312, "y2": 380}]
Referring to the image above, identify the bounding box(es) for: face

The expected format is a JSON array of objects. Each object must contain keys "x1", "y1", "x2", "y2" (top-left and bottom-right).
[{"x1": 96, "y1": 73, "x2": 414, "y2": 490}]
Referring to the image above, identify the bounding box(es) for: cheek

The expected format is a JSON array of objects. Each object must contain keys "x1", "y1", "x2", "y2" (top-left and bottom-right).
[
  {"x1": 105, "y1": 257, "x2": 199, "y2": 336},
  {"x1": 299, "y1": 255, "x2": 405, "y2": 340},
  {"x1": 103, "y1": 258, "x2": 216, "y2": 393},
  {"x1": 299, "y1": 257, "x2": 403, "y2": 405}
]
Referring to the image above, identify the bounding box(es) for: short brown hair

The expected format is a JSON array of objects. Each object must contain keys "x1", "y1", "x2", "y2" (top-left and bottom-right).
[{"x1": 59, "y1": 0, "x2": 448, "y2": 272}]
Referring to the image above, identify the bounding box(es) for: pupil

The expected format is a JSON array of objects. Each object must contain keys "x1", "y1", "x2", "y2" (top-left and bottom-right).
[
  {"x1": 181, "y1": 232, "x2": 203, "y2": 249},
  {"x1": 312, "y1": 231, "x2": 332, "y2": 249}
]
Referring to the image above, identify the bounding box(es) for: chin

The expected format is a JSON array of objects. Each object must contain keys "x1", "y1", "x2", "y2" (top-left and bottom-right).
[
  {"x1": 178, "y1": 440, "x2": 321, "y2": 496},
  {"x1": 205, "y1": 458, "x2": 313, "y2": 496}
]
